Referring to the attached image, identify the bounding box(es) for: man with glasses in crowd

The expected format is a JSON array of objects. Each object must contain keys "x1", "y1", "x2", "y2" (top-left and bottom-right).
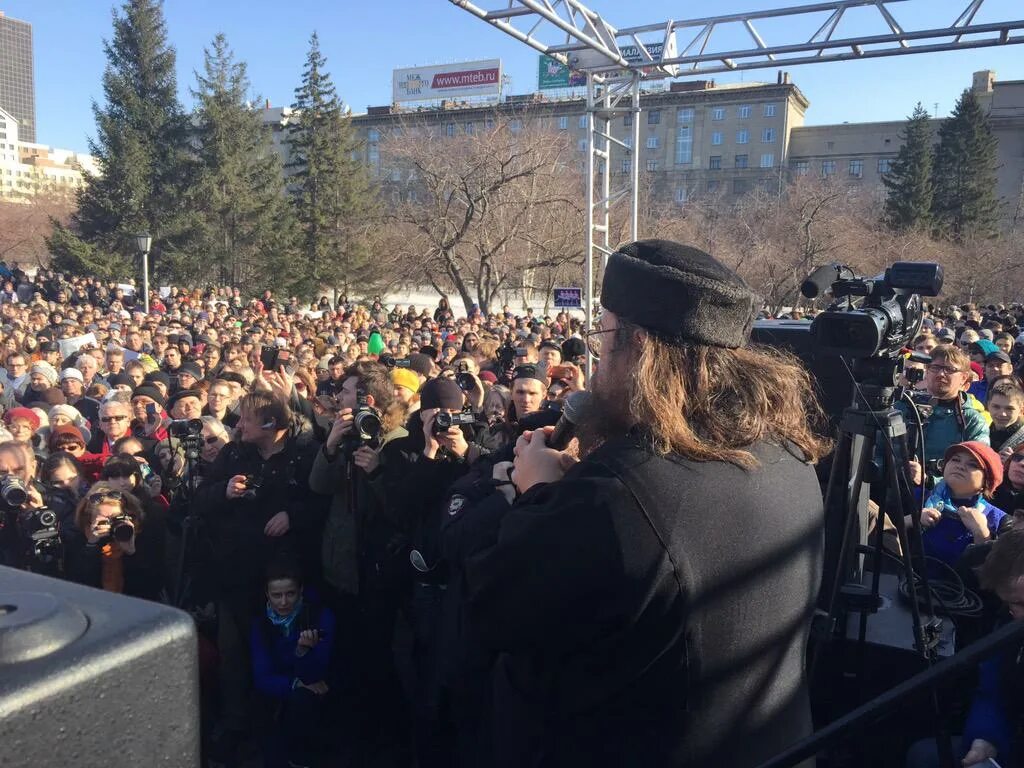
[{"x1": 905, "y1": 345, "x2": 991, "y2": 488}]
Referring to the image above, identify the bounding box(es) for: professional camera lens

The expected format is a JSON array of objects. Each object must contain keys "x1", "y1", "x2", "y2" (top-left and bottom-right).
[
  {"x1": 37, "y1": 509, "x2": 57, "y2": 528},
  {"x1": 110, "y1": 516, "x2": 134, "y2": 543},
  {"x1": 455, "y1": 372, "x2": 476, "y2": 392},
  {"x1": 1, "y1": 476, "x2": 29, "y2": 507},
  {"x1": 354, "y1": 410, "x2": 383, "y2": 440}
]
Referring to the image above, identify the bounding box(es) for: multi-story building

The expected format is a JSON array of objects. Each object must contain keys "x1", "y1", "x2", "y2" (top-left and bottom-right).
[
  {"x1": 0, "y1": 12, "x2": 35, "y2": 144},
  {"x1": 0, "y1": 108, "x2": 98, "y2": 201},
  {"x1": 788, "y1": 70, "x2": 1024, "y2": 213},
  {"x1": 345, "y1": 73, "x2": 809, "y2": 205},
  {"x1": 261, "y1": 74, "x2": 810, "y2": 203},
  {"x1": 261, "y1": 67, "x2": 1022, "y2": 218}
]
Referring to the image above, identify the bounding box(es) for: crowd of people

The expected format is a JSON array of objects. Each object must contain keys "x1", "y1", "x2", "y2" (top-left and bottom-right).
[{"x1": 4, "y1": 260, "x2": 1024, "y2": 767}]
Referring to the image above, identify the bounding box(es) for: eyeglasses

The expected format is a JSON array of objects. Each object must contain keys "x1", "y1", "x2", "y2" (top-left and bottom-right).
[
  {"x1": 926, "y1": 364, "x2": 964, "y2": 377},
  {"x1": 100, "y1": 415, "x2": 129, "y2": 423},
  {"x1": 582, "y1": 328, "x2": 617, "y2": 360},
  {"x1": 56, "y1": 442, "x2": 84, "y2": 452},
  {"x1": 88, "y1": 491, "x2": 124, "y2": 504}
]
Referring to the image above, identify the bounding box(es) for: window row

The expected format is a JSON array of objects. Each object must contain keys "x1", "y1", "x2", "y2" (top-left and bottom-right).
[
  {"x1": 708, "y1": 153, "x2": 774, "y2": 169},
  {"x1": 790, "y1": 158, "x2": 892, "y2": 177}
]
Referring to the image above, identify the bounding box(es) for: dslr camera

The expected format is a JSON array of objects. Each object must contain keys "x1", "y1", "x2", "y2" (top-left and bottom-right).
[
  {"x1": 0, "y1": 475, "x2": 29, "y2": 510},
  {"x1": 379, "y1": 354, "x2": 411, "y2": 370},
  {"x1": 341, "y1": 389, "x2": 384, "y2": 456},
  {"x1": 454, "y1": 361, "x2": 476, "y2": 392},
  {"x1": 106, "y1": 512, "x2": 135, "y2": 543},
  {"x1": 496, "y1": 343, "x2": 517, "y2": 371},
  {"x1": 19, "y1": 506, "x2": 61, "y2": 565},
  {"x1": 433, "y1": 411, "x2": 477, "y2": 435}
]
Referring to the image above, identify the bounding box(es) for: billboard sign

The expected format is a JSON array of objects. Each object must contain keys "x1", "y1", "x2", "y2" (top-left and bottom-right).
[
  {"x1": 553, "y1": 287, "x2": 583, "y2": 309},
  {"x1": 538, "y1": 55, "x2": 587, "y2": 89},
  {"x1": 393, "y1": 59, "x2": 502, "y2": 102},
  {"x1": 570, "y1": 35, "x2": 679, "y2": 77}
]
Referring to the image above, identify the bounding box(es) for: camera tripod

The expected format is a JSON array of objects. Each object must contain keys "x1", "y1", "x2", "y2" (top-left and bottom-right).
[{"x1": 815, "y1": 355, "x2": 955, "y2": 767}]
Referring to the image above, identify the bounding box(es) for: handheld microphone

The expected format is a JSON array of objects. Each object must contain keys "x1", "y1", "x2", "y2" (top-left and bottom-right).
[{"x1": 546, "y1": 390, "x2": 592, "y2": 451}]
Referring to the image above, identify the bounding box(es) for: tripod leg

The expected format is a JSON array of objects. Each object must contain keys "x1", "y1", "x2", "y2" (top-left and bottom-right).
[{"x1": 885, "y1": 446, "x2": 956, "y2": 768}]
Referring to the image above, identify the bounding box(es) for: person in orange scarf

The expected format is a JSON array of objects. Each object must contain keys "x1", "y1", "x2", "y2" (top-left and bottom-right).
[{"x1": 62, "y1": 481, "x2": 165, "y2": 600}]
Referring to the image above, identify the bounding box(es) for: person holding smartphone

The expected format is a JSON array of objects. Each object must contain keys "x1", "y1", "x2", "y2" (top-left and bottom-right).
[{"x1": 250, "y1": 559, "x2": 335, "y2": 768}]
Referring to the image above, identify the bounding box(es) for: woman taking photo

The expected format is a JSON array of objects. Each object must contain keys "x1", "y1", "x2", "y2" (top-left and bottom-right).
[
  {"x1": 251, "y1": 559, "x2": 334, "y2": 768},
  {"x1": 62, "y1": 480, "x2": 165, "y2": 601}
]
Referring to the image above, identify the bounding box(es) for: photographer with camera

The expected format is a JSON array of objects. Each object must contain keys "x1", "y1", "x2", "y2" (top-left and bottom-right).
[
  {"x1": 0, "y1": 440, "x2": 69, "y2": 574},
  {"x1": 193, "y1": 391, "x2": 328, "y2": 759},
  {"x1": 385, "y1": 377, "x2": 480, "y2": 768},
  {"x1": 308, "y1": 360, "x2": 413, "y2": 767},
  {"x1": 62, "y1": 481, "x2": 164, "y2": 601}
]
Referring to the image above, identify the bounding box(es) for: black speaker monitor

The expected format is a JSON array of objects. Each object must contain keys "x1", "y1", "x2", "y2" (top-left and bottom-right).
[{"x1": 0, "y1": 566, "x2": 200, "y2": 767}]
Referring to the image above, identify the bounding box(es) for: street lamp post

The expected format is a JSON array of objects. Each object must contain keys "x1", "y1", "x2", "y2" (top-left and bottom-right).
[{"x1": 134, "y1": 233, "x2": 152, "y2": 314}]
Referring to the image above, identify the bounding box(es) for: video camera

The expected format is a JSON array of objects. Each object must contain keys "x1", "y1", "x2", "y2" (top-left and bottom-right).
[
  {"x1": 433, "y1": 410, "x2": 477, "y2": 435},
  {"x1": 496, "y1": 342, "x2": 517, "y2": 371},
  {"x1": 802, "y1": 262, "x2": 943, "y2": 359},
  {"x1": 168, "y1": 418, "x2": 203, "y2": 438}
]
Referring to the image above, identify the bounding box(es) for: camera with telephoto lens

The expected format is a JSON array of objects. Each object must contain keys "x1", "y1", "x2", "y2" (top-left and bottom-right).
[
  {"x1": 20, "y1": 506, "x2": 62, "y2": 565},
  {"x1": 107, "y1": 512, "x2": 135, "y2": 543},
  {"x1": 0, "y1": 475, "x2": 29, "y2": 510},
  {"x1": 168, "y1": 418, "x2": 203, "y2": 438},
  {"x1": 454, "y1": 361, "x2": 476, "y2": 392},
  {"x1": 433, "y1": 410, "x2": 477, "y2": 435},
  {"x1": 341, "y1": 389, "x2": 384, "y2": 457},
  {"x1": 379, "y1": 354, "x2": 411, "y2": 369}
]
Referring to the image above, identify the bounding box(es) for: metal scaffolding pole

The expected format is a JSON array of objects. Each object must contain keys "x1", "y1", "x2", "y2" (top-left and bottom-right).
[{"x1": 448, "y1": 0, "x2": 1024, "y2": 334}]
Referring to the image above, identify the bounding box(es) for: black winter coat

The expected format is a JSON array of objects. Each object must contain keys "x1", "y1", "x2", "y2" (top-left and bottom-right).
[
  {"x1": 463, "y1": 435, "x2": 823, "y2": 768},
  {"x1": 193, "y1": 421, "x2": 329, "y2": 596}
]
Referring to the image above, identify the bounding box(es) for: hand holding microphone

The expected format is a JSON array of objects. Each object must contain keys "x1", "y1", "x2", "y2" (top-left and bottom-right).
[{"x1": 512, "y1": 391, "x2": 590, "y2": 494}]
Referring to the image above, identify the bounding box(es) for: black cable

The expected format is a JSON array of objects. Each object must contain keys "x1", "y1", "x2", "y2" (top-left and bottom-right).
[{"x1": 855, "y1": 544, "x2": 985, "y2": 619}]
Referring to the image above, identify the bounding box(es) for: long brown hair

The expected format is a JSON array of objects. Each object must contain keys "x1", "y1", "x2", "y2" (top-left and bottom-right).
[{"x1": 624, "y1": 324, "x2": 831, "y2": 468}]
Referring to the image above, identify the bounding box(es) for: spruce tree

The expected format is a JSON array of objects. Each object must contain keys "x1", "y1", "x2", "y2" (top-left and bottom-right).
[
  {"x1": 882, "y1": 103, "x2": 934, "y2": 231},
  {"x1": 931, "y1": 88, "x2": 1001, "y2": 241},
  {"x1": 48, "y1": 0, "x2": 192, "y2": 280},
  {"x1": 286, "y1": 32, "x2": 378, "y2": 297},
  {"x1": 187, "y1": 34, "x2": 297, "y2": 292}
]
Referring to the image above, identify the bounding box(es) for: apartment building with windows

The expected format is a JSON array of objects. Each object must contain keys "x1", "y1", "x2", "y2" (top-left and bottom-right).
[
  {"x1": 788, "y1": 71, "x2": 1024, "y2": 213},
  {"x1": 261, "y1": 73, "x2": 810, "y2": 206},
  {"x1": 260, "y1": 67, "x2": 1021, "y2": 217},
  {"x1": 0, "y1": 108, "x2": 97, "y2": 201}
]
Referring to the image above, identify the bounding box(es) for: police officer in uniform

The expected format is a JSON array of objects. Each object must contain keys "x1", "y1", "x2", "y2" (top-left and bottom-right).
[{"x1": 461, "y1": 240, "x2": 831, "y2": 767}]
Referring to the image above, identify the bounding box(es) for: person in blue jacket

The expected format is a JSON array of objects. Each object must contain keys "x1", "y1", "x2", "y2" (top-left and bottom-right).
[
  {"x1": 915, "y1": 441, "x2": 1009, "y2": 567},
  {"x1": 250, "y1": 559, "x2": 335, "y2": 768}
]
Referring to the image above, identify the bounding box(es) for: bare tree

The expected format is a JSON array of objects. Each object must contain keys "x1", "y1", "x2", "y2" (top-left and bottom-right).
[
  {"x1": 0, "y1": 194, "x2": 75, "y2": 267},
  {"x1": 381, "y1": 114, "x2": 583, "y2": 315}
]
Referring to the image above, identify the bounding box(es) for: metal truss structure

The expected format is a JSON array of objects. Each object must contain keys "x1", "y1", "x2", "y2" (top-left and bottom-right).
[{"x1": 449, "y1": 0, "x2": 1024, "y2": 334}]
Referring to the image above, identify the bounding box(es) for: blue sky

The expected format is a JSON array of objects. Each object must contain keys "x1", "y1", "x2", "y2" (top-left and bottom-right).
[{"x1": 4, "y1": 0, "x2": 1022, "y2": 154}]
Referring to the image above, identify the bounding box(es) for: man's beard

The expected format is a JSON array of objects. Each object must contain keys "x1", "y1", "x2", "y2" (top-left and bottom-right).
[{"x1": 576, "y1": 362, "x2": 634, "y2": 458}]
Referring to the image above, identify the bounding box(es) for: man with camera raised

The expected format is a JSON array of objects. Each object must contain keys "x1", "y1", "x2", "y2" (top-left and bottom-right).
[
  {"x1": 194, "y1": 391, "x2": 327, "y2": 760},
  {"x1": 308, "y1": 360, "x2": 412, "y2": 767},
  {"x1": 0, "y1": 440, "x2": 67, "y2": 574}
]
